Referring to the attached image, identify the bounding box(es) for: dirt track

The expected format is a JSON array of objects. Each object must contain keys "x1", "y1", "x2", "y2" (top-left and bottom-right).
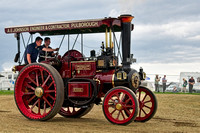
[{"x1": 0, "y1": 94, "x2": 200, "y2": 133}]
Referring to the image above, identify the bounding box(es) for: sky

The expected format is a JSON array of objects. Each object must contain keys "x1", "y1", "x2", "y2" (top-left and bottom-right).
[{"x1": 0, "y1": 0, "x2": 200, "y2": 82}]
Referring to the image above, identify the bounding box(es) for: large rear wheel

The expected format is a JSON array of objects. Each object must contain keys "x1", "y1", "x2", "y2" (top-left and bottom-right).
[
  {"x1": 102, "y1": 86, "x2": 138, "y2": 125},
  {"x1": 14, "y1": 63, "x2": 64, "y2": 120}
]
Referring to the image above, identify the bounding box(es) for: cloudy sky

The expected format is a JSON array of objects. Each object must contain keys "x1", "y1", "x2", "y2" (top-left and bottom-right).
[{"x1": 0, "y1": 0, "x2": 200, "y2": 81}]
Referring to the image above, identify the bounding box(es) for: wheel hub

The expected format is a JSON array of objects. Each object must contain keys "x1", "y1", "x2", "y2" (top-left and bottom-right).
[
  {"x1": 116, "y1": 103, "x2": 122, "y2": 110},
  {"x1": 35, "y1": 87, "x2": 44, "y2": 97}
]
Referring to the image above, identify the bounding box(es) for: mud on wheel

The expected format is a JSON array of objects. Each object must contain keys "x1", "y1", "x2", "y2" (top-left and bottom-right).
[
  {"x1": 14, "y1": 63, "x2": 64, "y2": 120},
  {"x1": 102, "y1": 86, "x2": 138, "y2": 125}
]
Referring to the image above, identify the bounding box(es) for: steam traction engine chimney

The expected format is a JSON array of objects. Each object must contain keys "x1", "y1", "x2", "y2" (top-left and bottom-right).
[{"x1": 119, "y1": 14, "x2": 134, "y2": 68}]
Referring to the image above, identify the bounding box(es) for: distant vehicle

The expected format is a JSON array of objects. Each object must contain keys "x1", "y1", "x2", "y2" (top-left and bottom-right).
[{"x1": 166, "y1": 83, "x2": 181, "y2": 92}]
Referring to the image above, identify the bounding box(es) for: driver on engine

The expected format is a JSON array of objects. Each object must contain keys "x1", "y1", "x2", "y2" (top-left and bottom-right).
[{"x1": 38, "y1": 37, "x2": 59, "y2": 62}]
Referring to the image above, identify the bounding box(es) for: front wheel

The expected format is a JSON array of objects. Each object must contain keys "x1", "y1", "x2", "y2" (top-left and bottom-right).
[
  {"x1": 102, "y1": 86, "x2": 138, "y2": 125},
  {"x1": 14, "y1": 63, "x2": 64, "y2": 120},
  {"x1": 135, "y1": 86, "x2": 157, "y2": 122}
]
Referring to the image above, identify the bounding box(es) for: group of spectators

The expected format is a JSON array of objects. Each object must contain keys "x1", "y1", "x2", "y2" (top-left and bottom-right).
[{"x1": 155, "y1": 75, "x2": 195, "y2": 93}]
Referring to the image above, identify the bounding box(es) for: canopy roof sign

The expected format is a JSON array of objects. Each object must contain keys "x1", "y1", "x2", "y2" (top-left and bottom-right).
[{"x1": 5, "y1": 17, "x2": 124, "y2": 36}]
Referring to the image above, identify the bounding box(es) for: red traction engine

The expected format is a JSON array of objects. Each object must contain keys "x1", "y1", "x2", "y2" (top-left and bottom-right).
[{"x1": 5, "y1": 15, "x2": 157, "y2": 125}]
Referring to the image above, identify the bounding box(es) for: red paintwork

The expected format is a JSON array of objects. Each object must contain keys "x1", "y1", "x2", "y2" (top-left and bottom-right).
[
  {"x1": 71, "y1": 61, "x2": 96, "y2": 78},
  {"x1": 68, "y1": 82, "x2": 92, "y2": 98},
  {"x1": 14, "y1": 65, "x2": 26, "y2": 72},
  {"x1": 95, "y1": 70, "x2": 115, "y2": 97}
]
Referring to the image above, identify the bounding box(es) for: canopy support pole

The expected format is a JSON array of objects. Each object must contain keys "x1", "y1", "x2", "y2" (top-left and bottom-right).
[
  {"x1": 81, "y1": 33, "x2": 83, "y2": 54},
  {"x1": 16, "y1": 33, "x2": 21, "y2": 65},
  {"x1": 68, "y1": 34, "x2": 70, "y2": 51}
]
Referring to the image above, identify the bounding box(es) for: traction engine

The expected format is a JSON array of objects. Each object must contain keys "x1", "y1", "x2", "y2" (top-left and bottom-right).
[{"x1": 5, "y1": 15, "x2": 157, "y2": 125}]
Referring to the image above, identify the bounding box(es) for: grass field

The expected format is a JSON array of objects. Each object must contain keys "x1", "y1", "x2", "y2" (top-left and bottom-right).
[
  {"x1": 0, "y1": 93, "x2": 200, "y2": 132},
  {"x1": 0, "y1": 90, "x2": 14, "y2": 95}
]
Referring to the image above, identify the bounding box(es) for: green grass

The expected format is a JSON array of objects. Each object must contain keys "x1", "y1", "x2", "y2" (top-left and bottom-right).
[
  {"x1": 0, "y1": 90, "x2": 14, "y2": 95},
  {"x1": 154, "y1": 92, "x2": 200, "y2": 95}
]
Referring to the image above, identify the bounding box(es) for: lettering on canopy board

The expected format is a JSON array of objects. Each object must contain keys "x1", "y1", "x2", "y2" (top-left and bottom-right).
[{"x1": 5, "y1": 21, "x2": 100, "y2": 33}]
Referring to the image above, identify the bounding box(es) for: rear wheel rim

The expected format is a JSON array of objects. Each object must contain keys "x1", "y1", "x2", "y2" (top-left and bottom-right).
[
  {"x1": 103, "y1": 88, "x2": 137, "y2": 125},
  {"x1": 15, "y1": 65, "x2": 58, "y2": 120}
]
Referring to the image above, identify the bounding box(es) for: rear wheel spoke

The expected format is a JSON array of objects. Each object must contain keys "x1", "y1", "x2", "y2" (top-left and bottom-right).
[
  {"x1": 45, "y1": 90, "x2": 56, "y2": 93},
  {"x1": 42, "y1": 75, "x2": 51, "y2": 87},
  {"x1": 43, "y1": 97, "x2": 53, "y2": 109},
  {"x1": 28, "y1": 95, "x2": 36, "y2": 103},
  {"x1": 23, "y1": 92, "x2": 35, "y2": 95},
  {"x1": 48, "y1": 94, "x2": 55, "y2": 101},
  {"x1": 38, "y1": 98, "x2": 41, "y2": 114},
  {"x1": 26, "y1": 84, "x2": 35, "y2": 91},
  {"x1": 27, "y1": 76, "x2": 37, "y2": 86},
  {"x1": 46, "y1": 82, "x2": 54, "y2": 90},
  {"x1": 36, "y1": 71, "x2": 39, "y2": 86},
  {"x1": 40, "y1": 69, "x2": 44, "y2": 83},
  {"x1": 31, "y1": 99, "x2": 39, "y2": 111}
]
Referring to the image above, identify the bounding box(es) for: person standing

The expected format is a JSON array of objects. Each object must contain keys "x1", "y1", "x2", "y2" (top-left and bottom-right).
[
  {"x1": 188, "y1": 77, "x2": 195, "y2": 93},
  {"x1": 181, "y1": 78, "x2": 187, "y2": 93},
  {"x1": 162, "y1": 75, "x2": 167, "y2": 93},
  {"x1": 155, "y1": 75, "x2": 160, "y2": 92},
  {"x1": 38, "y1": 37, "x2": 58, "y2": 62}
]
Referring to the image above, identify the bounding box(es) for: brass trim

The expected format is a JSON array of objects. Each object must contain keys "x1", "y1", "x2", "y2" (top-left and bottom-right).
[
  {"x1": 112, "y1": 74, "x2": 115, "y2": 88},
  {"x1": 71, "y1": 61, "x2": 96, "y2": 63}
]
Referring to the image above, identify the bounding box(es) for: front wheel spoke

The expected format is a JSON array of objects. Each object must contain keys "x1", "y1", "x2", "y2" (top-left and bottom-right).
[
  {"x1": 120, "y1": 110, "x2": 126, "y2": 120},
  {"x1": 124, "y1": 108, "x2": 131, "y2": 116},
  {"x1": 42, "y1": 75, "x2": 51, "y2": 87},
  {"x1": 124, "y1": 105, "x2": 134, "y2": 108},
  {"x1": 125, "y1": 98, "x2": 131, "y2": 104},
  {"x1": 142, "y1": 108, "x2": 147, "y2": 115},
  {"x1": 28, "y1": 95, "x2": 36, "y2": 103},
  {"x1": 116, "y1": 111, "x2": 120, "y2": 120},
  {"x1": 110, "y1": 109, "x2": 117, "y2": 115},
  {"x1": 31, "y1": 99, "x2": 39, "y2": 111},
  {"x1": 120, "y1": 93, "x2": 125, "y2": 102},
  {"x1": 139, "y1": 108, "x2": 142, "y2": 117},
  {"x1": 144, "y1": 100, "x2": 152, "y2": 104},
  {"x1": 43, "y1": 97, "x2": 53, "y2": 109},
  {"x1": 138, "y1": 91, "x2": 141, "y2": 101},
  {"x1": 142, "y1": 94, "x2": 147, "y2": 102},
  {"x1": 144, "y1": 105, "x2": 151, "y2": 109}
]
